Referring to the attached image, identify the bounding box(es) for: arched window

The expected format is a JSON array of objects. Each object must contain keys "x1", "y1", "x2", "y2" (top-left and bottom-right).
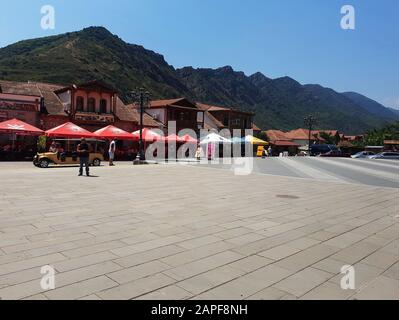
[
  {"x1": 100, "y1": 99, "x2": 107, "y2": 114},
  {"x1": 76, "y1": 96, "x2": 84, "y2": 111},
  {"x1": 87, "y1": 98, "x2": 96, "y2": 113}
]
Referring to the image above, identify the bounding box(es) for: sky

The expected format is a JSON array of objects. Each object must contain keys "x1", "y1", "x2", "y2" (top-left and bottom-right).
[{"x1": 0, "y1": 0, "x2": 398, "y2": 109}]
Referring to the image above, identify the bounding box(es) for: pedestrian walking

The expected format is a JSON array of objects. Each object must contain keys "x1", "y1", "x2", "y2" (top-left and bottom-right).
[
  {"x1": 268, "y1": 146, "x2": 273, "y2": 157},
  {"x1": 77, "y1": 138, "x2": 90, "y2": 176},
  {"x1": 109, "y1": 138, "x2": 116, "y2": 166}
]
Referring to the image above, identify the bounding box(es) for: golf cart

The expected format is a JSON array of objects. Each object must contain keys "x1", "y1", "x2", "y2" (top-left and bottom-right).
[{"x1": 33, "y1": 138, "x2": 105, "y2": 168}]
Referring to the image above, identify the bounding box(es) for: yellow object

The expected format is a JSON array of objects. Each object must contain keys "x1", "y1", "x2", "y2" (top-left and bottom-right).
[
  {"x1": 33, "y1": 152, "x2": 104, "y2": 168},
  {"x1": 246, "y1": 135, "x2": 269, "y2": 145},
  {"x1": 257, "y1": 146, "x2": 265, "y2": 157}
]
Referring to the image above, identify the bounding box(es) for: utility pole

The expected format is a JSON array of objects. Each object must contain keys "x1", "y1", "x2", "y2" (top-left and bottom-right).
[
  {"x1": 304, "y1": 115, "x2": 316, "y2": 156},
  {"x1": 131, "y1": 89, "x2": 151, "y2": 163}
]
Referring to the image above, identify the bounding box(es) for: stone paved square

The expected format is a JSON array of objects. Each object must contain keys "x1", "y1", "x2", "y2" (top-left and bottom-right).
[{"x1": 0, "y1": 161, "x2": 399, "y2": 300}]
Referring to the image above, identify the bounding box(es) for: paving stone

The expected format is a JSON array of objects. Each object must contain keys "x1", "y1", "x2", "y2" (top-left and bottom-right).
[
  {"x1": 273, "y1": 267, "x2": 333, "y2": 297},
  {"x1": 352, "y1": 276, "x2": 399, "y2": 300}
]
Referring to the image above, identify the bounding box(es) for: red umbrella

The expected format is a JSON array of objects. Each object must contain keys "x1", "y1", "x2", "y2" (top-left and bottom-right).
[
  {"x1": 132, "y1": 128, "x2": 164, "y2": 142},
  {"x1": 181, "y1": 134, "x2": 198, "y2": 144},
  {"x1": 165, "y1": 134, "x2": 184, "y2": 143},
  {"x1": 46, "y1": 122, "x2": 95, "y2": 138},
  {"x1": 0, "y1": 118, "x2": 44, "y2": 136},
  {"x1": 94, "y1": 125, "x2": 137, "y2": 140}
]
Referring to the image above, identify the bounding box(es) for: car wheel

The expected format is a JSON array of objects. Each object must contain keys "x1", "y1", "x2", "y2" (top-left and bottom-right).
[
  {"x1": 39, "y1": 159, "x2": 50, "y2": 168},
  {"x1": 92, "y1": 158, "x2": 101, "y2": 166}
]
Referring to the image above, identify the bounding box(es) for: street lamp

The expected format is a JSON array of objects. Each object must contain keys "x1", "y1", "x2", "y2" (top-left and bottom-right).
[
  {"x1": 304, "y1": 115, "x2": 316, "y2": 156},
  {"x1": 130, "y1": 88, "x2": 151, "y2": 163}
]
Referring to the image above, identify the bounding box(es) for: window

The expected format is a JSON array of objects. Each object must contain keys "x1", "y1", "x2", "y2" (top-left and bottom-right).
[
  {"x1": 100, "y1": 99, "x2": 107, "y2": 114},
  {"x1": 76, "y1": 96, "x2": 84, "y2": 111},
  {"x1": 87, "y1": 98, "x2": 96, "y2": 113}
]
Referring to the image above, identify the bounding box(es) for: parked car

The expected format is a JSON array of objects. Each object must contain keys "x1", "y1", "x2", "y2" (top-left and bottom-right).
[
  {"x1": 318, "y1": 150, "x2": 351, "y2": 158},
  {"x1": 310, "y1": 144, "x2": 338, "y2": 156},
  {"x1": 351, "y1": 151, "x2": 375, "y2": 159},
  {"x1": 368, "y1": 152, "x2": 399, "y2": 160}
]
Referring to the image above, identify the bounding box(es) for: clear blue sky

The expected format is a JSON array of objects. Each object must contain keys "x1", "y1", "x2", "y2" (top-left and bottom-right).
[{"x1": 1, "y1": 0, "x2": 398, "y2": 109}]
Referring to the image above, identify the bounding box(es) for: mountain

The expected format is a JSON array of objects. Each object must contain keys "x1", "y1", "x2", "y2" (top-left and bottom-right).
[
  {"x1": 342, "y1": 92, "x2": 398, "y2": 120},
  {"x1": 388, "y1": 108, "x2": 399, "y2": 116},
  {"x1": 0, "y1": 26, "x2": 397, "y2": 133},
  {"x1": 0, "y1": 26, "x2": 191, "y2": 100},
  {"x1": 178, "y1": 66, "x2": 396, "y2": 133}
]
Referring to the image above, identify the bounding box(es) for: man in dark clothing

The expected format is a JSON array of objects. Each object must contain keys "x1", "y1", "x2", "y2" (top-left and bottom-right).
[{"x1": 77, "y1": 138, "x2": 90, "y2": 176}]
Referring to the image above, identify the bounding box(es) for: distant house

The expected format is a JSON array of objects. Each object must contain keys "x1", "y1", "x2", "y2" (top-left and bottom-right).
[
  {"x1": 147, "y1": 98, "x2": 203, "y2": 134},
  {"x1": 384, "y1": 140, "x2": 399, "y2": 151},
  {"x1": 312, "y1": 130, "x2": 341, "y2": 144},
  {"x1": 265, "y1": 130, "x2": 299, "y2": 155},
  {"x1": 284, "y1": 128, "x2": 322, "y2": 147},
  {"x1": 196, "y1": 103, "x2": 259, "y2": 136}
]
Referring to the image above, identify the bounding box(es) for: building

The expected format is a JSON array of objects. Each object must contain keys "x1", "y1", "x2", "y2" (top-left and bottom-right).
[
  {"x1": 196, "y1": 103, "x2": 259, "y2": 136},
  {"x1": 147, "y1": 98, "x2": 203, "y2": 134},
  {"x1": 0, "y1": 79, "x2": 161, "y2": 132},
  {"x1": 384, "y1": 140, "x2": 399, "y2": 151},
  {"x1": 265, "y1": 130, "x2": 299, "y2": 155},
  {"x1": 0, "y1": 80, "x2": 163, "y2": 159},
  {"x1": 284, "y1": 128, "x2": 322, "y2": 147}
]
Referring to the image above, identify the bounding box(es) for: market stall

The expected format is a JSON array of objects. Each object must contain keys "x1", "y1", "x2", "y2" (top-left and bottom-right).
[{"x1": 0, "y1": 118, "x2": 44, "y2": 161}]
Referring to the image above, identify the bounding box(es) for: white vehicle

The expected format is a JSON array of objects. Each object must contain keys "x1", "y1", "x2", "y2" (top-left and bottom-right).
[
  {"x1": 351, "y1": 151, "x2": 375, "y2": 159},
  {"x1": 368, "y1": 152, "x2": 399, "y2": 160}
]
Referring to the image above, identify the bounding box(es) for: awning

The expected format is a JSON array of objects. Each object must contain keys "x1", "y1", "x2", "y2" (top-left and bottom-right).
[
  {"x1": 200, "y1": 133, "x2": 231, "y2": 144},
  {"x1": 46, "y1": 122, "x2": 95, "y2": 138},
  {"x1": 132, "y1": 128, "x2": 164, "y2": 142},
  {"x1": 181, "y1": 134, "x2": 198, "y2": 144},
  {"x1": 244, "y1": 135, "x2": 269, "y2": 145},
  {"x1": 165, "y1": 134, "x2": 184, "y2": 143},
  {"x1": 0, "y1": 118, "x2": 44, "y2": 136},
  {"x1": 94, "y1": 125, "x2": 136, "y2": 140}
]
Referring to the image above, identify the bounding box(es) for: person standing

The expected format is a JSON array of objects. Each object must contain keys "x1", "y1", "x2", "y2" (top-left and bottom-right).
[
  {"x1": 109, "y1": 138, "x2": 116, "y2": 166},
  {"x1": 268, "y1": 146, "x2": 273, "y2": 157},
  {"x1": 77, "y1": 138, "x2": 90, "y2": 176}
]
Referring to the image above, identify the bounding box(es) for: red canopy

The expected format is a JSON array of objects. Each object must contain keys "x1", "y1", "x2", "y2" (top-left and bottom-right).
[
  {"x1": 94, "y1": 125, "x2": 136, "y2": 140},
  {"x1": 132, "y1": 128, "x2": 164, "y2": 142},
  {"x1": 0, "y1": 118, "x2": 44, "y2": 136},
  {"x1": 46, "y1": 122, "x2": 95, "y2": 138},
  {"x1": 181, "y1": 134, "x2": 198, "y2": 144},
  {"x1": 165, "y1": 134, "x2": 184, "y2": 143}
]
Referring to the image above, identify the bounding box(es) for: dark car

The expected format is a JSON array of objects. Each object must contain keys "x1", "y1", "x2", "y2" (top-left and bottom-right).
[
  {"x1": 319, "y1": 150, "x2": 351, "y2": 158},
  {"x1": 310, "y1": 144, "x2": 338, "y2": 156}
]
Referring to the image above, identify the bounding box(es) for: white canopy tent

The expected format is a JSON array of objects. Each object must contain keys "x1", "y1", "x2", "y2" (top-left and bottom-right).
[{"x1": 200, "y1": 132, "x2": 231, "y2": 145}]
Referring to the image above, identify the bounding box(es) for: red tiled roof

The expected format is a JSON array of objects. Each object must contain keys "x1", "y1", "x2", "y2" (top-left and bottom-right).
[
  {"x1": 265, "y1": 130, "x2": 291, "y2": 141},
  {"x1": 120, "y1": 100, "x2": 162, "y2": 128},
  {"x1": 0, "y1": 80, "x2": 66, "y2": 116},
  {"x1": 286, "y1": 128, "x2": 317, "y2": 140},
  {"x1": 150, "y1": 98, "x2": 187, "y2": 108},
  {"x1": 197, "y1": 103, "x2": 254, "y2": 115}
]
